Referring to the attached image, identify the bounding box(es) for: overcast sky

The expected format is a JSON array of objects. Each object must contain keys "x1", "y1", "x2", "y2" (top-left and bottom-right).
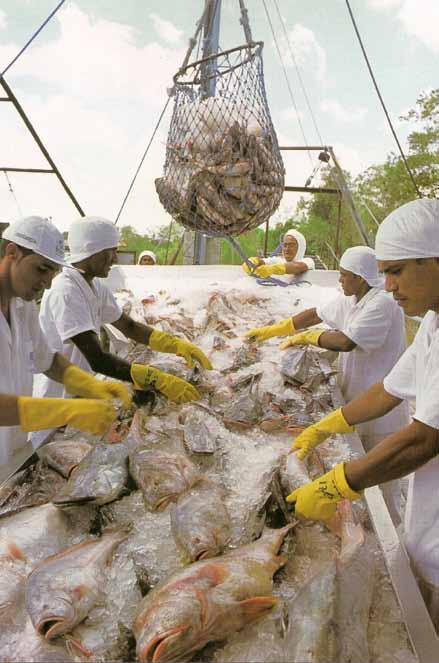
[{"x1": 0, "y1": 0, "x2": 437, "y2": 233}]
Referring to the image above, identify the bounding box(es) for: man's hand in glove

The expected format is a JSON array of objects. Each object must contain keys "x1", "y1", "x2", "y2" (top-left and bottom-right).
[
  {"x1": 290, "y1": 408, "x2": 354, "y2": 460},
  {"x1": 18, "y1": 397, "x2": 117, "y2": 435},
  {"x1": 279, "y1": 329, "x2": 324, "y2": 349},
  {"x1": 149, "y1": 330, "x2": 212, "y2": 370},
  {"x1": 131, "y1": 364, "x2": 200, "y2": 404},
  {"x1": 62, "y1": 365, "x2": 132, "y2": 408},
  {"x1": 245, "y1": 317, "x2": 295, "y2": 343}
]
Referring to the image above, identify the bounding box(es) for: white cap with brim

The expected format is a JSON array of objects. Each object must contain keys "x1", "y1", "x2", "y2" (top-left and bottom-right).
[
  {"x1": 67, "y1": 216, "x2": 120, "y2": 264},
  {"x1": 2, "y1": 216, "x2": 71, "y2": 268}
]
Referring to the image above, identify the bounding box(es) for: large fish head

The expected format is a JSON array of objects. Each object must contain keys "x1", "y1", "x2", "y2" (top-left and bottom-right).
[
  {"x1": 26, "y1": 586, "x2": 78, "y2": 640},
  {"x1": 135, "y1": 592, "x2": 209, "y2": 663}
]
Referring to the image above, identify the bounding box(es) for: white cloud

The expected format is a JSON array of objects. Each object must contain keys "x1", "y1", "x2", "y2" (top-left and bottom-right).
[
  {"x1": 149, "y1": 13, "x2": 183, "y2": 45},
  {"x1": 0, "y1": 4, "x2": 186, "y2": 232},
  {"x1": 367, "y1": 0, "x2": 402, "y2": 9},
  {"x1": 278, "y1": 107, "x2": 305, "y2": 123},
  {"x1": 320, "y1": 99, "x2": 367, "y2": 124},
  {"x1": 0, "y1": 10, "x2": 7, "y2": 30},
  {"x1": 280, "y1": 24, "x2": 327, "y2": 82},
  {"x1": 368, "y1": 0, "x2": 439, "y2": 53}
]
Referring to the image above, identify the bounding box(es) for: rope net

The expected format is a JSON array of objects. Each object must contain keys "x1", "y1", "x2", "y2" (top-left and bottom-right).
[{"x1": 155, "y1": 43, "x2": 285, "y2": 237}]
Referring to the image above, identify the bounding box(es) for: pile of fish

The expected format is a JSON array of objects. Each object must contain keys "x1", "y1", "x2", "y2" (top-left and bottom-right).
[
  {"x1": 155, "y1": 95, "x2": 284, "y2": 236},
  {"x1": 0, "y1": 286, "x2": 417, "y2": 662}
]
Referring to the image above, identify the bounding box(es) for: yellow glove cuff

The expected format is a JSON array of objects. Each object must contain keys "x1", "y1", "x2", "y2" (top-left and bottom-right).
[
  {"x1": 242, "y1": 258, "x2": 260, "y2": 274},
  {"x1": 327, "y1": 408, "x2": 355, "y2": 434},
  {"x1": 305, "y1": 329, "x2": 324, "y2": 346},
  {"x1": 148, "y1": 330, "x2": 175, "y2": 354},
  {"x1": 63, "y1": 365, "x2": 96, "y2": 398},
  {"x1": 333, "y1": 463, "x2": 361, "y2": 501},
  {"x1": 130, "y1": 363, "x2": 151, "y2": 390}
]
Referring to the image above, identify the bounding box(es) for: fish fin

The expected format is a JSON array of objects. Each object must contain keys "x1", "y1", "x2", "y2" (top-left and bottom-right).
[
  {"x1": 238, "y1": 596, "x2": 278, "y2": 621},
  {"x1": 65, "y1": 635, "x2": 93, "y2": 658},
  {"x1": 6, "y1": 543, "x2": 26, "y2": 562}
]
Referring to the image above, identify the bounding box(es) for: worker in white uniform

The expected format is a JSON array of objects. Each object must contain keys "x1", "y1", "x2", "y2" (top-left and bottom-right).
[
  {"x1": 138, "y1": 250, "x2": 157, "y2": 266},
  {"x1": 34, "y1": 217, "x2": 212, "y2": 441},
  {"x1": 0, "y1": 216, "x2": 131, "y2": 465},
  {"x1": 245, "y1": 245, "x2": 409, "y2": 521},
  {"x1": 242, "y1": 229, "x2": 315, "y2": 279},
  {"x1": 282, "y1": 199, "x2": 439, "y2": 629}
]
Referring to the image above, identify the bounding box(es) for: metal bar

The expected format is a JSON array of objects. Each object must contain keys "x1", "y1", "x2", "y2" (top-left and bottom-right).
[
  {"x1": 279, "y1": 145, "x2": 332, "y2": 151},
  {"x1": 0, "y1": 75, "x2": 85, "y2": 216},
  {"x1": 334, "y1": 192, "x2": 342, "y2": 265},
  {"x1": 0, "y1": 167, "x2": 54, "y2": 173},
  {"x1": 284, "y1": 185, "x2": 339, "y2": 194},
  {"x1": 327, "y1": 147, "x2": 371, "y2": 246},
  {"x1": 0, "y1": 97, "x2": 11, "y2": 101},
  {"x1": 329, "y1": 374, "x2": 439, "y2": 662},
  {"x1": 263, "y1": 217, "x2": 269, "y2": 257}
]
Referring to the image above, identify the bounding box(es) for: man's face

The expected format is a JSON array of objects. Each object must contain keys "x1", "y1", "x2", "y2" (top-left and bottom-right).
[
  {"x1": 6, "y1": 245, "x2": 59, "y2": 300},
  {"x1": 282, "y1": 236, "x2": 298, "y2": 262},
  {"x1": 339, "y1": 267, "x2": 362, "y2": 297},
  {"x1": 378, "y1": 258, "x2": 439, "y2": 316},
  {"x1": 139, "y1": 255, "x2": 155, "y2": 266},
  {"x1": 86, "y1": 247, "x2": 118, "y2": 278}
]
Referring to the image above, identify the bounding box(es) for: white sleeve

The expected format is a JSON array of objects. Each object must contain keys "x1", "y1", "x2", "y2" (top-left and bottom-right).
[
  {"x1": 28, "y1": 303, "x2": 54, "y2": 374},
  {"x1": 263, "y1": 255, "x2": 283, "y2": 265},
  {"x1": 100, "y1": 284, "x2": 123, "y2": 325},
  {"x1": 302, "y1": 257, "x2": 315, "y2": 270},
  {"x1": 47, "y1": 287, "x2": 97, "y2": 342},
  {"x1": 316, "y1": 292, "x2": 349, "y2": 330},
  {"x1": 414, "y1": 360, "x2": 439, "y2": 429},
  {"x1": 383, "y1": 342, "x2": 417, "y2": 402},
  {"x1": 343, "y1": 297, "x2": 393, "y2": 352}
]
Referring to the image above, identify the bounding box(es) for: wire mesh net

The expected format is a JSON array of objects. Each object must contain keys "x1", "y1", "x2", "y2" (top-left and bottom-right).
[{"x1": 155, "y1": 43, "x2": 285, "y2": 237}]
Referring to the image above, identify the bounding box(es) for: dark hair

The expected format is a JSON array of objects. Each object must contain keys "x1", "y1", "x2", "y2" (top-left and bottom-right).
[{"x1": 0, "y1": 239, "x2": 34, "y2": 259}]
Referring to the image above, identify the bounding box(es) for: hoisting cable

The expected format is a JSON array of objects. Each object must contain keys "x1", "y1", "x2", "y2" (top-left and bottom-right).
[
  {"x1": 272, "y1": 0, "x2": 325, "y2": 147},
  {"x1": 344, "y1": 0, "x2": 422, "y2": 199},
  {"x1": 1, "y1": 0, "x2": 68, "y2": 77},
  {"x1": 115, "y1": 97, "x2": 171, "y2": 225},
  {"x1": 4, "y1": 172, "x2": 23, "y2": 217},
  {"x1": 261, "y1": 0, "x2": 313, "y2": 167}
]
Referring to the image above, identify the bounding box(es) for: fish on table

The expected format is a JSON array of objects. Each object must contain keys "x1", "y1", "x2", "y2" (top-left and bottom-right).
[
  {"x1": 25, "y1": 528, "x2": 129, "y2": 641},
  {"x1": 170, "y1": 478, "x2": 231, "y2": 562},
  {"x1": 133, "y1": 525, "x2": 293, "y2": 663},
  {"x1": 38, "y1": 439, "x2": 93, "y2": 478},
  {"x1": 52, "y1": 443, "x2": 129, "y2": 507}
]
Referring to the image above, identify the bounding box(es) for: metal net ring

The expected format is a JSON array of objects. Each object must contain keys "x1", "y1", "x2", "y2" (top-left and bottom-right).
[{"x1": 155, "y1": 42, "x2": 285, "y2": 237}]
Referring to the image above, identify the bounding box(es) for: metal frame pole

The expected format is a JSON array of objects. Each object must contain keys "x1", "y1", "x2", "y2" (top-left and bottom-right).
[{"x1": 0, "y1": 76, "x2": 85, "y2": 216}]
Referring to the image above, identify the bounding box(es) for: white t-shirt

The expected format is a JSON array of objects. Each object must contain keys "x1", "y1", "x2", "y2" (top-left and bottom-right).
[
  {"x1": 317, "y1": 288, "x2": 409, "y2": 439},
  {"x1": 34, "y1": 268, "x2": 122, "y2": 401},
  {"x1": 0, "y1": 299, "x2": 54, "y2": 464},
  {"x1": 384, "y1": 311, "x2": 439, "y2": 585}
]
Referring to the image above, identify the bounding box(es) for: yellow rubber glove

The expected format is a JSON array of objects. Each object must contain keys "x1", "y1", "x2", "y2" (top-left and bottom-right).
[
  {"x1": 17, "y1": 397, "x2": 117, "y2": 435},
  {"x1": 290, "y1": 408, "x2": 354, "y2": 460},
  {"x1": 245, "y1": 317, "x2": 296, "y2": 343},
  {"x1": 242, "y1": 257, "x2": 263, "y2": 274},
  {"x1": 254, "y1": 263, "x2": 287, "y2": 279},
  {"x1": 286, "y1": 463, "x2": 361, "y2": 522},
  {"x1": 63, "y1": 365, "x2": 132, "y2": 408},
  {"x1": 131, "y1": 364, "x2": 200, "y2": 404},
  {"x1": 149, "y1": 330, "x2": 212, "y2": 370},
  {"x1": 279, "y1": 329, "x2": 324, "y2": 350}
]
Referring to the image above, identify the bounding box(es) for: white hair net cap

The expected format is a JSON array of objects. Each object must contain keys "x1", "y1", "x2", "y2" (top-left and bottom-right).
[
  {"x1": 376, "y1": 199, "x2": 439, "y2": 261},
  {"x1": 283, "y1": 229, "x2": 306, "y2": 261},
  {"x1": 138, "y1": 250, "x2": 157, "y2": 264},
  {"x1": 68, "y1": 217, "x2": 119, "y2": 264},
  {"x1": 340, "y1": 246, "x2": 384, "y2": 288}
]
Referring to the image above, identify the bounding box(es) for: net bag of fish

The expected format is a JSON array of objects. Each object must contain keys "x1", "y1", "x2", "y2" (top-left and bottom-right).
[{"x1": 155, "y1": 43, "x2": 285, "y2": 236}]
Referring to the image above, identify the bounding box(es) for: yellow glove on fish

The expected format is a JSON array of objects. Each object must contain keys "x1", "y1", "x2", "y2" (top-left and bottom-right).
[
  {"x1": 286, "y1": 462, "x2": 361, "y2": 522},
  {"x1": 290, "y1": 408, "x2": 354, "y2": 460},
  {"x1": 279, "y1": 329, "x2": 324, "y2": 349},
  {"x1": 254, "y1": 263, "x2": 287, "y2": 279},
  {"x1": 131, "y1": 364, "x2": 200, "y2": 404},
  {"x1": 242, "y1": 257, "x2": 263, "y2": 274},
  {"x1": 149, "y1": 330, "x2": 212, "y2": 370},
  {"x1": 63, "y1": 365, "x2": 132, "y2": 408},
  {"x1": 17, "y1": 397, "x2": 117, "y2": 435},
  {"x1": 245, "y1": 317, "x2": 296, "y2": 343}
]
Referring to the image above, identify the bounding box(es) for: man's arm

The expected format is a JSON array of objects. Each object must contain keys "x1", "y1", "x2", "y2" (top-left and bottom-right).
[
  {"x1": 342, "y1": 382, "x2": 402, "y2": 425},
  {"x1": 111, "y1": 313, "x2": 154, "y2": 346},
  {"x1": 318, "y1": 330, "x2": 356, "y2": 352},
  {"x1": 44, "y1": 352, "x2": 71, "y2": 383},
  {"x1": 284, "y1": 261, "x2": 309, "y2": 276},
  {"x1": 346, "y1": 419, "x2": 439, "y2": 490},
  {"x1": 0, "y1": 395, "x2": 20, "y2": 426},
  {"x1": 70, "y1": 330, "x2": 133, "y2": 382},
  {"x1": 291, "y1": 308, "x2": 322, "y2": 330}
]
